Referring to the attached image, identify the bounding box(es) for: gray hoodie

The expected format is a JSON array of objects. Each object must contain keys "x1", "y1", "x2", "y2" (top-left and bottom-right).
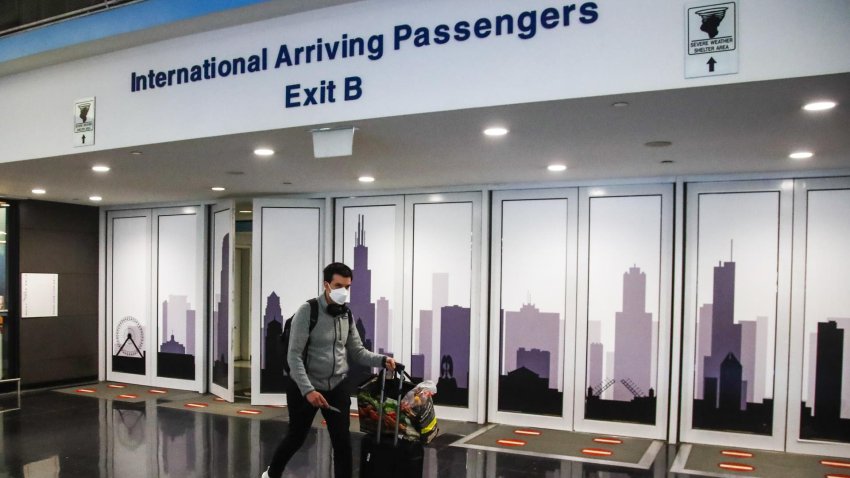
[{"x1": 287, "y1": 294, "x2": 386, "y2": 396}]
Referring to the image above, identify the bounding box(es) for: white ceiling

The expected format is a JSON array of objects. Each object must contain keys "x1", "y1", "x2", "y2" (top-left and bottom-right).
[{"x1": 0, "y1": 72, "x2": 848, "y2": 206}]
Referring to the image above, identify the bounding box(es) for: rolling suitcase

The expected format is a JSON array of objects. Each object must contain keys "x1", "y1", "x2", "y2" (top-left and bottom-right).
[{"x1": 359, "y1": 364, "x2": 424, "y2": 478}]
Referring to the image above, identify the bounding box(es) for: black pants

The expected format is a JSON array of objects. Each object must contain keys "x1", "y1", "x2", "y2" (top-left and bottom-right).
[{"x1": 268, "y1": 381, "x2": 352, "y2": 478}]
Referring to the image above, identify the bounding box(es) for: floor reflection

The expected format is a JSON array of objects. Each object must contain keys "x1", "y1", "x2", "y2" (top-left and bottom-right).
[{"x1": 0, "y1": 391, "x2": 669, "y2": 478}]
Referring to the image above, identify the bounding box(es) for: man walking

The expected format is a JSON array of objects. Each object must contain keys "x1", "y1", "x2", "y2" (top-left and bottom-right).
[{"x1": 264, "y1": 262, "x2": 395, "y2": 478}]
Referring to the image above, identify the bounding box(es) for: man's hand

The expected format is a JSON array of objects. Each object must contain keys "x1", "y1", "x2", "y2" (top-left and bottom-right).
[
  {"x1": 306, "y1": 391, "x2": 329, "y2": 409},
  {"x1": 384, "y1": 357, "x2": 396, "y2": 371}
]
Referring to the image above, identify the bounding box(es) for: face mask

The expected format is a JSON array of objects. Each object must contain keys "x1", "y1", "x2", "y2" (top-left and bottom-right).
[{"x1": 329, "y1": 286, "x2": 349, "y2": 305}]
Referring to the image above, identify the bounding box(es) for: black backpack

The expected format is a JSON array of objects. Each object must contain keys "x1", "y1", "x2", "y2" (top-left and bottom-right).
[
  {"x1": 281, "y1": 298, "x2": 319, "y2": 374},
  {"x1": 280, "y1": 299, "x2": 354, "y2": 374}
]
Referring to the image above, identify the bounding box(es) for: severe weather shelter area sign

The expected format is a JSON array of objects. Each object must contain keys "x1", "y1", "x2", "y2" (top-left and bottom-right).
[{"x1": 685, "y1": 1, "x2": 738, "y2": 78}]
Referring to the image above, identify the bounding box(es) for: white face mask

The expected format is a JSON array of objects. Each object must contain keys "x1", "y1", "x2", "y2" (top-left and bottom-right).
[{"x1": 329, "y1": 286, "x2": 349, "y2": 305}]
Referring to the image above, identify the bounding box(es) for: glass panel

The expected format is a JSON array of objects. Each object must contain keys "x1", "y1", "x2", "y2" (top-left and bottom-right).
[
  {"x1": 156, "y1": 213, "x2": 199, "y2": 381},
  {"x1": 410, "y1": 202, "x2": 473, "y2": 407},
  {"x1": 799, "y1": 189, "x2": 850, "y2": 443},
  {"x1": 342, "y1": 205, "x2": 399, "y2": 385},
  {"x1": 258, "y1": 207, "x2": 321, "y2": 394},
  {"x1": 692, "y1": 192, "x2": 779, "y2": 434},
  {"x1": 584, "y1": 195, "x2": 661, "y2": 424},
  {"x1": 211, "y1": 210, "x2": 231, "y2": 389},
  {"x1": 1, "y1": 0, "x2": 140, "y2": 35},
  {"x1": 497, "y1": 199, "x2": 567, "y2": 416},
  {"x1": 111, "y1": 215, "x2": 149, "y2": 376}
]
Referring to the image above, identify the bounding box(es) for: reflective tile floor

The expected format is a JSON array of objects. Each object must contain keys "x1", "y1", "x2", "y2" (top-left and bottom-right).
[{"x1": 0, "y1": 390, "x2": 685, "y2": 477}]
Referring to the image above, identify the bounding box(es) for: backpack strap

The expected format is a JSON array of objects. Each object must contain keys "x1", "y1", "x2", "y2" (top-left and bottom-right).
[{"x1": 301, "y1": 299, "x2": 320, "y2": 372}]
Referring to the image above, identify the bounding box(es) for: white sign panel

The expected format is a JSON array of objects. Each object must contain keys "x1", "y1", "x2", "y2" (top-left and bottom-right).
[
  {"x1": 21, "y1": 273, "x2": 59, "y2": 318},
  {"x1": 686, "y1": 2, "x2": 738, "y2": 78},
  {"x1": 73, "y1": 97, "x2": 95, "y2": 147}
]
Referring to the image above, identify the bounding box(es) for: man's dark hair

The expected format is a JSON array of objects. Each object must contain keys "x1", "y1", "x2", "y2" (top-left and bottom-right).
[{"x1": 323, "y1": 262, "x2": 353, "y2": 283}]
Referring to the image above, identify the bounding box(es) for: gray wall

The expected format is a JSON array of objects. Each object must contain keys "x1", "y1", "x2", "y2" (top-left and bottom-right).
[{"x1": 18, "y1": 200, "x2": 99, "y2": 387}]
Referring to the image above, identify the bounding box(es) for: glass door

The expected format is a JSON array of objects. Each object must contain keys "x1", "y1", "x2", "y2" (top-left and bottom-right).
[
  {"x1": 487, "y1": 189, "x2": 577, "y2": 429},
  {"x1": 210, "y1": 201, "x2": 236, "y2": 402},
  {"x1": 679, "y1": 180, "x2": 793, "y2": 450}
]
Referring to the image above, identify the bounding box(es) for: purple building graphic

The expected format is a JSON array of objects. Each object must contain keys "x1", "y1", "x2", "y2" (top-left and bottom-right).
[
  {"x1": 701, "y1": 261, "x2": 743, "y2": 408},
  {"x1": 260, "y1": 292, "x2": 286, "y2": 393},
  {"x1": 157, "y1": 295, "x2": 196, "y2": 380},
  {"x1": 801, "y1": 320, "x2": 850, "y2": 442},
  {"x1": 349, "y1": 215, "x2": 377, "y2": 351},
  {"x1": 588, "y1": 343, "x2": 604, "y2": 391},
  {"x1": 440, "y1": 305, "x2": 470, "y2": 388},
  {"x1": 261, "y1": 292, "x2": 283, "y2": 368},
  {"x1": 613, "y1": 267, "x2": 654, "y2": 401},
  {"x1": 517, "y1": 348, "x2": 549, "y2": 381},
  {"x1": 376, "y1": 297, "x2": 390, "y2": 354},
  {"x1": 693, "y1": 259, "x2": 774, "y2": 434},
  {"x1": 504, "y1": 303, "x2": 560, "y2": 388},
  {"x1": 212, "y1": 233, "x2": 230, "y2": 388},
  {"x1": 417, "y1": 310, "x2": 433, "y2": 378}
]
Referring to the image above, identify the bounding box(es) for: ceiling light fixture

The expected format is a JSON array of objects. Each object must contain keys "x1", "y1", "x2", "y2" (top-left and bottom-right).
[
  {"x1": 547, "y1": 164, "x2": 568, "y2": 172},
  {"x1": 130, "y1": 150, "x2": 143, "y2": 155},
  {"x1": 803, "y1": 101, "x2": 837, "y2": 111},
  {"x1": 32, "y1": 188, "x2": 46, "y2": 195},
  {"x1": 92, "y1": 165, "x2": 111, "y2": 173},
  {"x1": 254, "y1": 148, "x2": 275, "y2": 156},
  {"x1": 645, "y1": 141, "x2": 673, "y2": 148},
  {"x1": 89, "y1": 196, "x2": 103, "y2": 202},
  {"x1": 789, "y1": 151, "x2": 814, "y2": 160},
  {"x1": 660, "y1": 160, "x2": 675, "y2": 164},
  {"x1": 239, "y1": 210, "x2": 253, "y2": 214},
  {"x1": 611, "y1": 101, "x2": 630, "y2": 108},
  {"x1": 484, "y1": 127, "x2": 509, "y2": 136},
  {"x1": 358, "y1": 176, "x2": 375, "y2": 183},
  {"x1": 211, "y1": 186, "x2": 226, "y2": 191}
]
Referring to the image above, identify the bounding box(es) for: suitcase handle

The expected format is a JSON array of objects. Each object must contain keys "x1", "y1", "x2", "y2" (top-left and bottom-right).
[{"x1": 376, "y1": 363, "x2": 406, "y2": 446}]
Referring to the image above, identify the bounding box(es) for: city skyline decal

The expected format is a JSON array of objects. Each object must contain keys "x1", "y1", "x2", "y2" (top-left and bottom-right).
[
  {"x1": 801, "y1": 319, "x2": 850, "y2": 442},
  {"x1": 212, "y1": 232, "x2": 230, "y2": 388},
  {"x1": 157, "y1": 295, "x2": 197, "y2": 380},
  {"x1": 693, "y1": 259, "x2": 774, "y2": 434},
  {"x1": 585, "y1": 266, "x2": 657, "y2": 424}
]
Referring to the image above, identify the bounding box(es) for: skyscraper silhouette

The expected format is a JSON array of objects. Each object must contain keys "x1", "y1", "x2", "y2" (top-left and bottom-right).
[
  {"x1": 349, "y1": 215, "x2": 376, "y2": 351},
  {"x1": 504, "y1": 303, "x2": 560, "y2": 388},
  {"x1": 614, "y1": 267, "x2": 653, "y2": 401},
  {"x1": 814, "y1": 321, "x2": 844, "y2": 420},
  {"x1": 212, "y1": 233, "x2": 230, "y2": 388},
  {"x1": 702, "y1": 261, "x2": 742, "y2": 410}
]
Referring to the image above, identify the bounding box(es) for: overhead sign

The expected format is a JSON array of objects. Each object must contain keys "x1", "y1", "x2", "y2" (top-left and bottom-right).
[
  {"x1": 685, "y1": 2, "x2": 738, "y2": 78},
  {"x1": 74, "y1": 97, "x2": 95, "y2": 146}
]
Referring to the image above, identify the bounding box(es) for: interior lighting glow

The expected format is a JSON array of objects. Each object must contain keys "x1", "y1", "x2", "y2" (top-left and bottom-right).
[
  {"x1": 721, "y1": 450, "x2": 754, "y2": 458},
  {"x1": 32, "y1": 189, "x2": 46, "y2": 195},
  {"x1": 718, "y1": 463, "x2": 755, "y2": 472},
  {"x1": 789, "y1": 151, "x2": 814, "y2": 160},
  {"x1": 254, "y1": 148, "x2": 275, "y2": 156},
  {"x1": 358, "y1": 176, "x2": 375, "y2": 183},
  {"x1": 92, "y1": 165, "x2": 111, "y2": 172},
  {"x1": 211, "y1": 187, "x2": 226, "y2": 191},
  {"x1": 593, "y1": 438, "x2": 623, "y2": 445},
  {"x1": 581, "y1": 448, "x2": 613, "y2": 456},
  {"x1": 484, "y1": 127, "x2": 509, "y2": 136},
  {"x1": 822, "y1": 460, "x2": 850, "y2": 469},
  {"x1": 548, "y1": 164, "x2": 568, "y2": 172},
  {"x1": 514, "y1": 429, "x2": 542, "y2": 436},
  {"x1": 803, "y1": 101, "x2": 837, "y2": 111},
  {"x1": 496, "y1": 439, "x2": 527, "y2": 447}
]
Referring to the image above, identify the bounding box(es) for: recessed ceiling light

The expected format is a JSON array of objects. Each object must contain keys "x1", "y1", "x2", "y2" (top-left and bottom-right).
[
  {"x1": 89, "y1": 196, "x2": 103, "y2": 202},
  {"x1": 130, "y1": 150, "x2": 143, "y2": 155},
  {"x1": 239, "y1": 210, "x2": 253, "y2": 214},
  {"x1": 32, "y1": 188, "x2": 46, "y2": 195},
  {"x1": 483, "y1": 127, "x2": 509, "y2": 136},
  {"x1": 611, "y1": 101, "x2": 630, "y2": 108},
  {"x1": 358, "y1": 176, "x2": 375, "y2": 183},
  {"x1": 211, "y1": 186, "x2": 226, "y2": 191},
  {"x1": 645, "y1": 141, "x2": 673, "y2": 148},
  {"x1": 803, "y1": 101, "x2": 837, "y2": 111},
  {"x1": 547, "y1": 164, "x2": 568, "y2": 172},
  {"x1": 660, "y1": 160, "x2": 675, "y2": 164},
  {"x1": 254, "y1": 148, "x2": 274, "y2": 156},
  {"x1": 92, "y1": 165, "x2": 111, "y2": 173},
  {"x1": 789, "y1": 151, "x2": 814, "y2": 160}
]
